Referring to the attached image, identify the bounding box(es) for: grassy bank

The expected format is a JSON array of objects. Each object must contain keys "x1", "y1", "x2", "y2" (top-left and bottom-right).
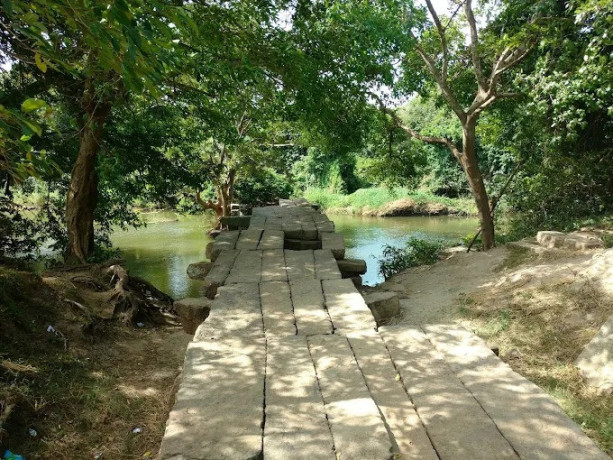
[{"x1": 304, "y1": 186, "x2": 476, "y2": 216}]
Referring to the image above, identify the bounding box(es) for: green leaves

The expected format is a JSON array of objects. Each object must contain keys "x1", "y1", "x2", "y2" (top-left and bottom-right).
[{"x1": 21, "y1": 98, "x2": 46, "y2": 113}]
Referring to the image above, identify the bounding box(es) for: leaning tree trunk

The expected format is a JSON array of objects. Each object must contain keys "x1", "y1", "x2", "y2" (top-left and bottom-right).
[
  {"x1": 461, "y1": 118, "x2": 495, "y2": 250},
  {"x1": 65, "y1": 81, "x2": 111, "y2": 264}
]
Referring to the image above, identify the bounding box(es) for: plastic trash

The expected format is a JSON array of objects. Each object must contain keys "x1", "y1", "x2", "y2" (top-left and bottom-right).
[
  {"x1": 3, "y1": 450, "x2": 25, "y2": 460},
  {"x1": 131, "y1": 426, "x2": 143, "y2": 434},
  {"x1": 46, "y1": 325, "x2": 55, "y2": 333},
  {"x1": 28, "y1": 427, "x2": 37, "y2": 437},
  {"x1": 136, "y1": 322, "x2": 145, "y2": 328}
]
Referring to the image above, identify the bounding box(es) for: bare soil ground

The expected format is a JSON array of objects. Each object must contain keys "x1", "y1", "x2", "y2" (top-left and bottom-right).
[
  {"x1": 375, "y1": 245, "x2": 613, "y2": 454},
  {"x1": 0, "y1": 266, "x2": 191, "y2": 459}
]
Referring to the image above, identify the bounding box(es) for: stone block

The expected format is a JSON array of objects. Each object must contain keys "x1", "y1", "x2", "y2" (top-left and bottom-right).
[
  {"x1": 576, "y1": 314, "x2": 613, "y2": 394},
  {"x1": 174, "y1": 297, "x2": 212, "y2": 334},
  {"x1": 337, "y1": 258, "x2": 367, "y2": 276},
  {"x1": 363, "y1": 291, "x2": 401, "y2": 325},
  {"x1": 186, "y1": 261, "x2": 213, "y2": 280}
]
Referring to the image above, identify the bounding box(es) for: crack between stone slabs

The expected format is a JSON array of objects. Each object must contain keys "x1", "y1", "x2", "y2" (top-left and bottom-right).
[
  {"x1": 259, "y1": 336, "x2": 268, "y2": 460},
  {"x1": 378, "y1": 331, "x2": 442, "y2": 460},
  {"x1": 319, "y1": 279, "x2": 337, "y2": 335},
  {"x1": 285, "y1": 279, "x2": 299, "y2": 336},
  {"x1": 419, "y1": 326, "x2": 522, "y2": 459},
  {"x1": 305, "y1": 336, "x2": 339, "y2": 460},
  {"x1": 344, "y1": 335, "x2": 398, "y2": 460}
]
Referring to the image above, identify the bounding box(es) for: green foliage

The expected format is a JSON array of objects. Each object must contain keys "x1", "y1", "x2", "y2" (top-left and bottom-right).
[
  {"x1": 602, "y1": 234, "x2": 613, "y2": 249},
  {"x1": 304, "y1": 186, "x2": 476, "y2": 215},
  {"x1": 234, "y1": 170, "x2": 292, "y2": 208},
  {"x1": 378, "y1": 237, "x2": 445, "y2": 280}
]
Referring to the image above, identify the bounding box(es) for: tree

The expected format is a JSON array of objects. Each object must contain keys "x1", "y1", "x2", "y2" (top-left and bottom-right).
[{"x1": 377, "y1": 0, "x2": 537, "y2": 249}]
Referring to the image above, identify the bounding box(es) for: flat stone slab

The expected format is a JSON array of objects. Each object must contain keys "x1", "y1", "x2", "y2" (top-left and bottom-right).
[
  {"x1": 323, "y1": 278, "x2": 377, "y2": 334},
  {"x1": 235, "y1": 229, "x2": 263, "y2": 250},
  {"x1": 347, "y1": 330, "x2": 438, "y2": 459},
  {"x1": 210, "y1": 230, "x2": 241, "y2": 261},
  {"x1": 261, "y1": 249, "x2": 288, "y2": 282},
  {"x1": 308, "y1": 334, "x2": 393, "y2": 459},
  {"x1": 264, "y1": 336, "x2": 335, "y2": 460},
  {"x1": 225, "y1": 250, "x2": 262, "y2": 284},
  {"x1": 380, "y1": 326, "x2": 519, "y2": 459},
  {"x1": 258, "y1": 230, "x2": 285, "y2": 250},
  {"x1": 194, "y1": 282, "x2": 263, "y2": 341},
  {"x1": 285, "y1": 250, "x2": 316, "y2": 280},
  {"x1": 159, "y1": 337, "x2": 266, "y2": 460},
  {"x1": 576, "y1": 314, "x2": 613, "y2": 394},
  {"x1": 314, "y1": 249, "x2": 342, "y2": 280},
  {"x1": 424, "y1": 324, "x2": 609, "y2": 459},
  {"x1": 290, "y1": 279, "x2": 333, "y2": 336},
  {"x1": 202, "y1": 249, "x2": 239, "y2": 299},
  {"x1": 261, "y1": 281, "x2": 296, "y2": 338}
]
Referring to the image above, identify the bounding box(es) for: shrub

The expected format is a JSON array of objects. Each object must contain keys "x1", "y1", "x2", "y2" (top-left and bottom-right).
[{"x1": 378, "y1": 237, "x2": 445, "y2": 280}]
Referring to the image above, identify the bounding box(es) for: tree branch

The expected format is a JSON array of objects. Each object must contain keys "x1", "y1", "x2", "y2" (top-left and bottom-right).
[
  {"x1": 370, "y1": 93, "x2": 463, "y2": 160},
  {"x1": 465, "y1": 0, "x2": 488, "y2": 91},
  {"x1": 424, "y1": 0, "x2": 448, "y2": 78}
]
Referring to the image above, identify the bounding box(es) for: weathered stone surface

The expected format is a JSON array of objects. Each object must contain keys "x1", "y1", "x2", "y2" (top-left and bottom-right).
[
  {"x1": 308, "y1": 335, "x2": 393, "y2": 459},
  {"x1": 337, "y1": 258, "x2": 367, "y2": 276},
  {"x1": 314, "y1": 249, "x2": 342, "y2": 280},
  {"x1": 284, "y1": 238, "x2": 322, "y2": 251},
  {"x1": 219, "y1": 215, "x2": 251, "y2": 230},
  {"x1": 321, "y1": 233, "x2": 345, "y2": 260},
  {"x1": 301, "y1": 221, "x2": 319, "y2": 241},
  {"x1": 322, "y1": 278, "x2": 377, "y2": 334},
  {"x1": 210, "y1": 230, "x2": 241, "y2": 261},
  {"x1": 159, "y1": 338, "x2": 266, "y2": 460},
  {"x1": 576, "y1": 314, "x2": 613, "y2": 394},
  {"x1": 424, "y1": 324, "x2": 608, "y2": 459},
  {"x1": 290, "y1": 279, "x2": 333, "y2": 336},
  {"x1": 225, "y1": 250, "x2": 262, "y2": 284},
  {"x1": 261, "y1": 249, "x2": 287, "y2": 282},
  {"x1": 261, "y1": 281, "x2": 296, "y2": 337},
  {"x1": 202, "y1": 249, "x2": 239, "y2": 299},
  {"x1": 235, "y1": 229, "x2": 263, "y2": 250},
  {"x1": 174, "y1": 297, "x2": 212, "y2": 334},
  {"x1": 264, "y1": 336, "x2": 335, "y2": 460},
  {"x1": 258, "y1": 230, "x2": 285, "y2": 250},
  {"x1": 381, "y1": 326, "x2": 519, "y2": 460},
  {"x1": 285, "y1": 250, "x2": 316, "y2": 280},
  {"x1": 347, "y1": 330, "x2": 438, "y2": 459},
  {"x1": 363, "y1": 291, "x2": 401, "y2": 325},
  {"x1": 537, "y1": 230, "x2": 604, "y2": 250},
  {"x1": 186, "y1": 261, "x2": 213, "y2": 280},
  {"x1": 194, "y1": 282, "x2": 263, "y2": 341}
]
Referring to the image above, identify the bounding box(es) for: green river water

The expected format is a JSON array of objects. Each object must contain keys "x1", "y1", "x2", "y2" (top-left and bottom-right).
[{"x1": 110, "y1": 212, "x2": 478, "y2": 298}]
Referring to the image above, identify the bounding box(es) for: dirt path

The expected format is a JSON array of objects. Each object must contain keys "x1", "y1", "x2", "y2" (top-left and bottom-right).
[{"x1": 378, "y1": 246, "x2": 510, "y2": 324}]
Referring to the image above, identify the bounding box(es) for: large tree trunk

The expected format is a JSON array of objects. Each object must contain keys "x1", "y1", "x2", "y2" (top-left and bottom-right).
[
  {"x1": 65, "y1": 80, "x2": 111, "y2": 264},
  {"x1": 461, "y1": 118, "x2": 495, "y2": 250}
]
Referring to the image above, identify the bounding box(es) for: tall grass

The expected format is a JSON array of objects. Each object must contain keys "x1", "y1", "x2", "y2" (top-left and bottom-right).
[{"x1": 303, "y1": 186, "x2": 476, "y2": 215}]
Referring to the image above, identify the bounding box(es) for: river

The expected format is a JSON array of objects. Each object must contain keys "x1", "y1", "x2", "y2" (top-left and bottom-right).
[{"x1": 110, "y1": 212, "x2": 478, "y2": 298}]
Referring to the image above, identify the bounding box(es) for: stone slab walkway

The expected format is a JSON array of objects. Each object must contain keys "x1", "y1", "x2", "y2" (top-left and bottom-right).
[{"x1": 160, "y1": 201, "x2": 608, "y2": 460}]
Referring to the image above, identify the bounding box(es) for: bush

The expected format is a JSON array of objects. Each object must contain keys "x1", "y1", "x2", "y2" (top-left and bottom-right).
[{"x1": 378, "y1": 237, "x2": 445, "y2": 280}]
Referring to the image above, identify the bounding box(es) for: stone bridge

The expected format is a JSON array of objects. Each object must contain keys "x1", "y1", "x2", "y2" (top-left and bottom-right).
[{"x1": 160, "y1": 199, "x2": 607, "y2": 460}]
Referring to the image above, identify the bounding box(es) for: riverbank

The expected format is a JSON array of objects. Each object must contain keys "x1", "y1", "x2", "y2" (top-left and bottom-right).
[
  {"x1": 304, "y1": 186, "x2": 476, "y2": 217},
  {"x1": 372, "y1": 245, "x2": 613, "y2": 454},
  {"x1": 0, "y1": 265, "x2": 191, "y2": 459}
]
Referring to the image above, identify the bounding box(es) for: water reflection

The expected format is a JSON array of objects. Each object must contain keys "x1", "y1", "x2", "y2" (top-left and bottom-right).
[
  {"x1": 111, "y1": 212, "x2": 214, "y2": 298},
  {"x1": 332, "y1": 215, "x2": 478, "y2": 285},
  {"x1": 111, "y1": 212, "x2": 478, "y2": 298}
]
